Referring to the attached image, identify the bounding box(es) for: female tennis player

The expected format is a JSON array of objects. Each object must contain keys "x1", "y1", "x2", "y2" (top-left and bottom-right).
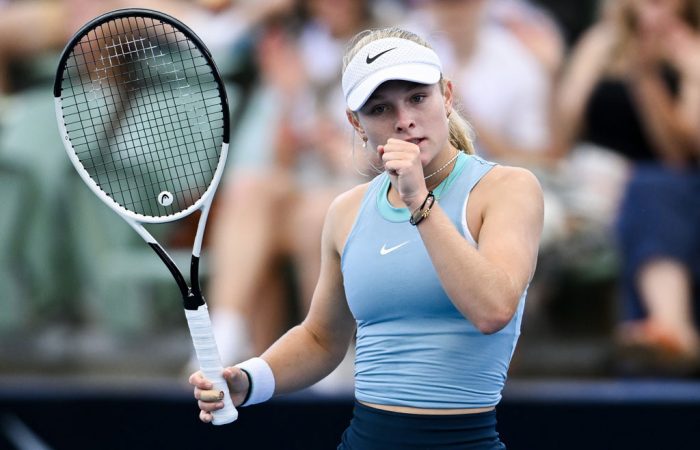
[{"x1": 190, "y1": 27, "x2": 544, "y2": 449}]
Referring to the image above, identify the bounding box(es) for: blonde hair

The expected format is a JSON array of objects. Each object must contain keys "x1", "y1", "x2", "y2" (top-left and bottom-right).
[{"x1": 343, "y1": 27, "x2": 475, "y2": 155}]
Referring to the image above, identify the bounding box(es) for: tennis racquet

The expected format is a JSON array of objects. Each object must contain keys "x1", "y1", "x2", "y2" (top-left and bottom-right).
[{"x1": 53, "y1": 8, "x2": 237, "y2": 424}]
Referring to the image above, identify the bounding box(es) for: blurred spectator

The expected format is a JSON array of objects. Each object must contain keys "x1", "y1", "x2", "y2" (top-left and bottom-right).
[
  {"x1": 489, "y1": 0, "x2": 565, "y2": 82},
  {"x1": 204, "y1": 0, "x2": 376, "y2": 368},
  {"x1": 0, "y1": 0, "x2": 294, "y2": 94},
  {"x1": 0, "y1": 0, "x2": 68, "y2": 94},
  {"x1": 405, "y1": 0, "x2": 560, "y2": 165},
  {"x1": 556, "y1": 0, "x2": 700, "y2": 372}
]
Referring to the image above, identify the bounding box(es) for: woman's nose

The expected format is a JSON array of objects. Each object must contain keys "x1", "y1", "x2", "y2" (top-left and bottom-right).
[{"x1": 394, "y1": 107, "x2": 416, "y2": 133}]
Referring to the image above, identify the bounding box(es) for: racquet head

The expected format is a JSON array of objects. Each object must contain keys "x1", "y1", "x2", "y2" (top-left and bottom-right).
[{"x1": 54, "y1": 8, "x2": 229, "y2": 223}]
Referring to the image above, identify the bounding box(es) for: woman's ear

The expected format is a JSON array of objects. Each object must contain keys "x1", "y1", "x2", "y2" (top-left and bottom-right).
[
  {"x1": 443, "y1": 80, "x2": 454, "y2": 117},
  {"x1": 346, "y1": 109, "x2": 365, "y2": 137}
]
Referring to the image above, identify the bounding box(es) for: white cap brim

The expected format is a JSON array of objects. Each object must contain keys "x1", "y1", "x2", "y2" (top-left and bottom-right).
[
  {"x1": 346, "y1": 63, "x2": 442, "y2": 111},
  {"x1": 342, "y1": 37, "x2": 443, "y2": 112}
]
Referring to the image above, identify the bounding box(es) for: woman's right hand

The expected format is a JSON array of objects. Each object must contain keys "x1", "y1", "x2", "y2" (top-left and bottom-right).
[{"x1": 189, "y1": 367, "x2": 250, "y2": 423}]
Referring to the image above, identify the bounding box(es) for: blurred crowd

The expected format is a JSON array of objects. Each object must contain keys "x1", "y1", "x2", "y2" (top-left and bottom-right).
[{"x1": 1, "y1": 0, "x2": 700, "y2": 380}]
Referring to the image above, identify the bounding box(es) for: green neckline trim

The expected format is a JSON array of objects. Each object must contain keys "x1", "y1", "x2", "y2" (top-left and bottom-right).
[{"x1": 376, "y1": 152, "x2": 468, "y2": 223}]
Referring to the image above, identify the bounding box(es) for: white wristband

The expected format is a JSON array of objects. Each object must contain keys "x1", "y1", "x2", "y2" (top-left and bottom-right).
[{"x1": 235, "y1": 357, "x2": 275, "y2": 407}]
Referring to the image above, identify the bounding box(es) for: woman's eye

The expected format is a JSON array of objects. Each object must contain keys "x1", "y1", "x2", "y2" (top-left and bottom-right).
[
  {"x1": 371, "y1": 104, "x2": 387, "y2": 114},
  {"x1": 412, "y1": 94, "x2": 426, "y2": 103}
]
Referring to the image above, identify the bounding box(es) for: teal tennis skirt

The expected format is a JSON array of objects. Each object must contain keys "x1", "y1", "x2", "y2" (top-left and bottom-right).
[{"x1": 338, "y1": 400, "x2": 506, "y2": 449}]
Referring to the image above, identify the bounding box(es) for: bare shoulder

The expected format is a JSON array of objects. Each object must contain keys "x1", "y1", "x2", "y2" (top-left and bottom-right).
[
  {"x1": 478, "y1": 165, "x2": 543, "y2": 200},
  {"x1": 324, "y1": 182, "x2": 372, "y2": 254},
  {"x1": 329, "y1": 182, "x2": 371, "y2": 214},
  {"x1": 564, "y1": 21, "x2": 614, "y2": 55},
  {"x1": 467, "y1": 165, "x2": 544, "y2": 248},
  {"x1": 470, "y1": 165, "x2": 544, "y2": 229},
  {"x1": 568, "y1": 22, "x2": 618, "y2": 65}
]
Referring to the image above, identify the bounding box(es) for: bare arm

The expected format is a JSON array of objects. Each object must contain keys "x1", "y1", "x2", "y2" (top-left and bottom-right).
[
  {"x1": 630, "y1": 21, "x2": 700, "y2": 164},
  {"x1": 380, "y1": 136, "x2": 543, "y2": 335},
  {"x1": 251, "y1": 189, "x2": 358, "y2": 394},
  {"x1": 413, "y1": 166, "x2": 544, "y2": 334},
  {"x1": 553, "y1": 24, "x2": 616, "y2": 157},
  {"x1": 190, "y1": 190, "x2": 358, "y2": 422},
  {"x1": 630, "y1": 71, "x2": 698, "y2": 164}
]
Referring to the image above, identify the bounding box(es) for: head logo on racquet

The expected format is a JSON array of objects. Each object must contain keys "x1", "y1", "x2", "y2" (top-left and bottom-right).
[{"x1": 158, "y1": 191, "x2": 174, "y2": 206}]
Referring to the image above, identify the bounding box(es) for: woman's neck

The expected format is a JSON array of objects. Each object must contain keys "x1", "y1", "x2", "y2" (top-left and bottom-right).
[{"x1": 425, "y1": 145, "x2": 460, "y2": 186}]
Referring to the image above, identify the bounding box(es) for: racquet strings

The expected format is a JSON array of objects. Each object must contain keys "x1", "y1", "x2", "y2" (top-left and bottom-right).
[{"x1": 59, "y1": 16, "x2": 225, "y2": 218}]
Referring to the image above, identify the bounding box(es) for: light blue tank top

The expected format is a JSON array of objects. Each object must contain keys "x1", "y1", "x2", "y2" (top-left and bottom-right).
[{"x1": 341, "y1": 153, "x2": 527, "y2": 409}]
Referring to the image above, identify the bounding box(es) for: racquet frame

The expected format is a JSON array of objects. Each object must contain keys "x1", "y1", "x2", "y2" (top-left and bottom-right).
[{"x1": 54, "y1": 8, "x2": 237, "y2": 424}]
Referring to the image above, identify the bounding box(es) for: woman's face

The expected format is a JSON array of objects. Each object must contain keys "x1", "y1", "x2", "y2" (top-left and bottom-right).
[
  {"x1": 306, "y1": 0, "x2": 366, "y2": 38},
  {"x1": 626, "y1": 0, "x2": 686, "y2": 32},
  {"x1": 352, "y1": 80, "x2": 453, "y2": 168},
  {"x1": 429, "y1": 0, "x2": 487, "y2": 42}
]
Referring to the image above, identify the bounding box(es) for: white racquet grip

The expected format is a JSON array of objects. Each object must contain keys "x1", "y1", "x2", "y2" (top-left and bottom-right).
[{"x1": 185, "y1": 305, "x2": 238, "y2": 425}]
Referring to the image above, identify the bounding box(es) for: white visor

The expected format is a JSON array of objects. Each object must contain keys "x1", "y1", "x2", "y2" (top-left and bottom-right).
[{"x1": 342, "y1": 37, "x2": 443, "y2": 111}]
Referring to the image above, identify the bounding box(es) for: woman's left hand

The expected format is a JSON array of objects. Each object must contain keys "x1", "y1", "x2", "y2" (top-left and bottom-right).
[{"x1": 378, "y1": 138, "x2": 429, "y2": 209}]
